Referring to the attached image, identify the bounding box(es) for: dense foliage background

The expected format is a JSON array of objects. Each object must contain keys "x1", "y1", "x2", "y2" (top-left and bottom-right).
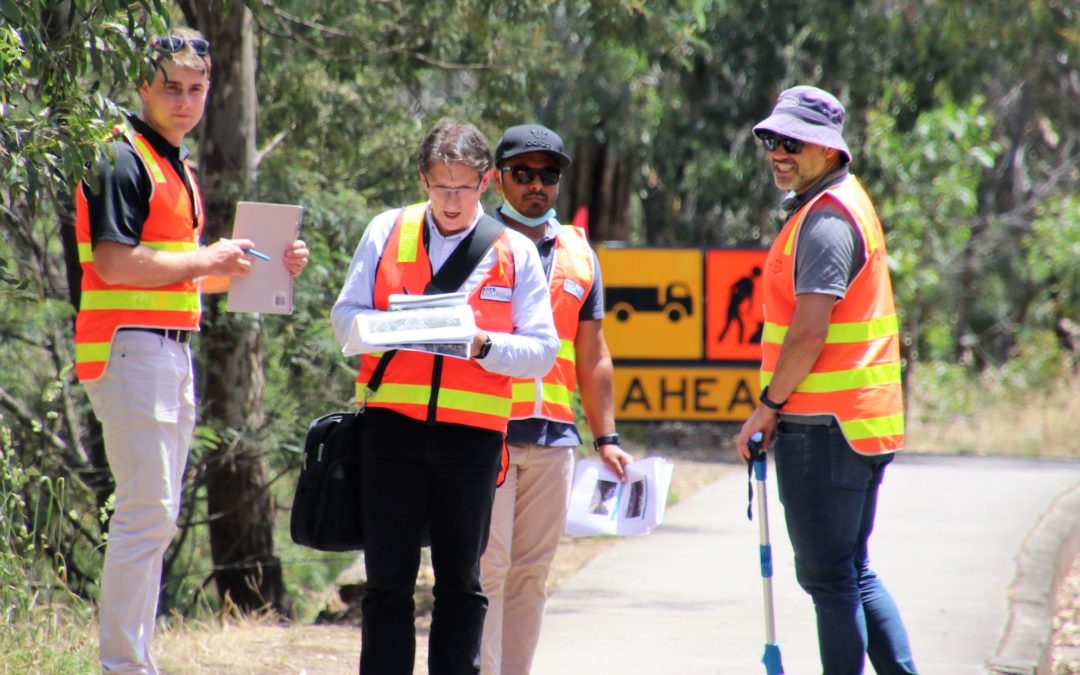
[{"x1": 1, "y1": 0, "x2": 1078, "y2": 656}]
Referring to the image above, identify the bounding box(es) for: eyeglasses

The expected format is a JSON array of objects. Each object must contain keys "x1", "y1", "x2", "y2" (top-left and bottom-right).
[
  {"x1": 500, "y1": 166, "x2": 561, "y2": 186},
  {"x1": 154, "y1": 36, "x2": 210, "y2": 56},
  {"x1": 425, "y1": 180, "x2": 483, "y2": 198},
  {"x1": 758, "y1": 132, "x2": 804, "y2": 154}
]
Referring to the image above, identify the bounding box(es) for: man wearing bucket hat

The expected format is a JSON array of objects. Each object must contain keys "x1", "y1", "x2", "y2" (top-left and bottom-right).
[
  {"x1": 479, "y1": 124, "x2": 632, "y2": 675},
  {"x1": 735, "y1": 86, "x2": 918, "y2": 674}
]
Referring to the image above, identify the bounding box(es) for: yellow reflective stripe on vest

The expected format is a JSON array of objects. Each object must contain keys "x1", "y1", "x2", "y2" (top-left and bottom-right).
[
  {"x1": 131, "y1": 137, "x2": 167, "y2": 184},
  {"x1": 78, "y1": 240, "x2": 197, "y2": 264},
  {"x1": 512, "y1": 381, "x2": 539, "y2": 404},
  {"x1": 74, "y1": 341, "x2": 112, "y2": 363},
  {"x1": 763, "y1": 314, "x2": 898, "y2": 345},
  {"x1": 396, "y1": 204, "x2": 427, "y2": 263},
  {"x1": 511, "y1": 381, "x2": 571, "y2": 409},
  {"x1": 79, "y1": 289, "x2": 200, "y2": 312},
  {"x1": 359, "y1": 382, "x2": 512, "y2": 418},
  {"x1": 144, "y1": 241, "x2": 198, "y2": 252},
  {"x1": 762, "y1": 362, "x2": 901, "y2": 392},
  {"x1": 841, "y1": 414, "x2": 905, "y2": 442},
  {"x1": 439, "y1": 388, "x2": 512, "y2": 418},
  {"x1": 540, "y1": 381, "x2": 572, "y2": 408},
  {"x1": 557, "y1": 338, "x2": 576, "y2": 362}
]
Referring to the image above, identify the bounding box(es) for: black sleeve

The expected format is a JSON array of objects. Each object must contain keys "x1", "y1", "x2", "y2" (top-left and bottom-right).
[{"x1": 81, "y1": 142, "x2": 152, "y2": 247}]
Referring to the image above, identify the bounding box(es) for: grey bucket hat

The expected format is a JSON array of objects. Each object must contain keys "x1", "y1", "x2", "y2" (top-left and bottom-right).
[{"x1": 753, "y1": 86, "x2": 851, "y2": 163}]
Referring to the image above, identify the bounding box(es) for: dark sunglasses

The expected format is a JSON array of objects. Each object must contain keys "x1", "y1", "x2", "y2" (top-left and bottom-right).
[
  {"x1": 758, "y1": 132, "x2": 804, "y2": 154},
  {"x1": 154, "y1": 36, "x2": 210, "y2": 56},
  {"x1": 500, "y1": 165, "x2": 561, "y2": 186}
]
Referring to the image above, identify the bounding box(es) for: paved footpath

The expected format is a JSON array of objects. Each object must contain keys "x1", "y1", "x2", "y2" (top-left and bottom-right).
[{"x1": 533, "y1": 454, "x2": 1080, "y2": 674}]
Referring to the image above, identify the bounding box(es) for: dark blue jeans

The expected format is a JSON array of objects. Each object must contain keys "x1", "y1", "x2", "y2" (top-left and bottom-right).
[
  {"x1": 359, "y1": 409, "x2": 504, "y2": 675},
  {"x1": 773, "y1": 421, "x2": 918, "y2": 675}
]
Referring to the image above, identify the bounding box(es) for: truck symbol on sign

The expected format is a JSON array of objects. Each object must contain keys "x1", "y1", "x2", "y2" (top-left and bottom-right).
[{"x1": 605, "y1": 283, "x2": 694, "y2": 322}]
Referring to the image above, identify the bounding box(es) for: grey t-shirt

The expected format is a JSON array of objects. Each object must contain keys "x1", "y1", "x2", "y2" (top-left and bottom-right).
[
  {"x1": 778, "y1": 167, "x2": 866, "y2": 427},
  {"x1": 794, "y1": 203, "x2": 863, "y2": 298}
]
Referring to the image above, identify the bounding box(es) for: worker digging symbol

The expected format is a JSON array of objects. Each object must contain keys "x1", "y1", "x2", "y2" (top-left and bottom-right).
[
  {"x1": 605, "y1": 283, "x2": 693, "y2": 322},
  {"x1": 718, "y1": 266, "x2": 762, "y2": 344}
]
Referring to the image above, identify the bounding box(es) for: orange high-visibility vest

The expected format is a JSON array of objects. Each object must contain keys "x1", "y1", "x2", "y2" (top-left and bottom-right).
[
  {"x1": 761, "y1": 175, "x2": 904, "y2": 455},
  {"x1": 355, "y1": 203, "x2": 516, "y2": 433},
  {"x1": 509, "y1": 225, "x2": 594, "y2": 423},
  {"x1": 74, "y1": 127, "x2": 203, "y2": 382}
]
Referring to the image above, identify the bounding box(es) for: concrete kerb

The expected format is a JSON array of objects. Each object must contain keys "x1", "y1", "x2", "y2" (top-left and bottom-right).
[{"x1": 988, "y1": 482, "x2": 1080, "y2": 674}]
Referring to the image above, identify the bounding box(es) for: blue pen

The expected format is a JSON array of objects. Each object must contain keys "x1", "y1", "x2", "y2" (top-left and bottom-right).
[{"x1": 243, "y1": 248, "x2": 272, "y2": 262}]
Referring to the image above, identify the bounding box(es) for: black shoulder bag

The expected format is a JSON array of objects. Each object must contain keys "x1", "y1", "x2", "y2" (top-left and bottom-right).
[{"x1": 290, "y1": 214, "x2": 504, "y2": 551}]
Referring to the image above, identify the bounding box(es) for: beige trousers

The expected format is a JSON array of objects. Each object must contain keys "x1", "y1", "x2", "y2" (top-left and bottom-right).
[
  {"x1": 82, "y1": 331, "x2": 195, "y2": 675},
  {"x1": 480, "y1": 443, "x2": 574, "y2": 675}
]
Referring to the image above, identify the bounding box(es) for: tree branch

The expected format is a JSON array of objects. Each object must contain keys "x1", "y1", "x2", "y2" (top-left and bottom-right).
[{"x1": 253, "y1": 129, "x2": 289, "y2": 170}]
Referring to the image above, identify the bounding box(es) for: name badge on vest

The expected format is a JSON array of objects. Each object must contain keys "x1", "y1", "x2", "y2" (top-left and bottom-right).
[
  {"x1": 480, "y1": 285, "x2": 512, "y2": 303},
  {"x1": 562, "y1": 278, "x2": 585, "y2": 301}
]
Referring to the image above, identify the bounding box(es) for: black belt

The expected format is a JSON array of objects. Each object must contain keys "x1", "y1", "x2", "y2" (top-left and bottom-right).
[
  {"x1": 118, "y1": 327, "x2": 193, "y2": 344},
  {"x1": 778, "y1": 418, "x2": 839, "y2": 433}
]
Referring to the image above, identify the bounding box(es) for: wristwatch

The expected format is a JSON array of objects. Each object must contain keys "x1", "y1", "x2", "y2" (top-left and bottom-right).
[
  {"x1": 476, "y1": 335, "x2": 493, "y2": 359},
  {"x1": 593, "y1": 433, "x2": 620, "y2": 451},
  {"x1": 759, "y1": 385, "x2": 785, "y2": 411}
]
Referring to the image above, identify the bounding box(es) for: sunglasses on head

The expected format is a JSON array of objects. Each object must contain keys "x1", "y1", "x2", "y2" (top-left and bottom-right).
[
  {"x1": 500, "y1": 165, "x2": 561, "y2": 186},
  {"x1": 758, "y1": 132, "x2": 805, "y2": 154},
  {"x1": 154, "y1": 36, "x2": 210, "y2": 56}
]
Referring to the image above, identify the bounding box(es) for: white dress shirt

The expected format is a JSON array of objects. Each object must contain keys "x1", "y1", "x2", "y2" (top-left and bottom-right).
[{"x1": 331, "y1": 203, "x2": 558, "y2": 379}]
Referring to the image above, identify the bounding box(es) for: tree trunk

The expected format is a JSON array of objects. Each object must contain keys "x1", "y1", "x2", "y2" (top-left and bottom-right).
[
  {"x1": 188, "y1": 4, "x2": 292, "y2": 618},
  {"x1": 561, "y1": 134, "x2": 632, "y2": 242}
]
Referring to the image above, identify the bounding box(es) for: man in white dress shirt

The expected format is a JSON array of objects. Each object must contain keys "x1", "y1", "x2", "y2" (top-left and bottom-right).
[{"x1": 331, "y1": 117, "x2": 558, "y2": 674}]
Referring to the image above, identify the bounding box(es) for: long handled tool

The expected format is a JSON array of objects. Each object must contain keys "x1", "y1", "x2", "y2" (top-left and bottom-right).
[{"x1": 747, "y1": 431, "x2": 785, "y2": 674}]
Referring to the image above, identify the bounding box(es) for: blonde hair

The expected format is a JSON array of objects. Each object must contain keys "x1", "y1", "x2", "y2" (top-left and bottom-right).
[{"x1": 150, "y1": 26, "x2": 211, "y2": 74}]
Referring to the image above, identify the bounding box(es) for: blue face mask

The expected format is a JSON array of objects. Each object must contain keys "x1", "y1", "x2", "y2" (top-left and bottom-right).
[{"x1": 500, "y1": 201, "x2": 554, "y2": 228}]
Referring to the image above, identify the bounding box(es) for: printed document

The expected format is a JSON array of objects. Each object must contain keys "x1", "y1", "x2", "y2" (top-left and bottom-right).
[
  {"x1": 227, "y1": 201, "x2": 303, "y2": 314},
  {"x1": 565, "y1": 456, "x2": 674, "y2": 537},
  {"x1": 342, "y1": 293, "x2": 476, "y2": 359}
]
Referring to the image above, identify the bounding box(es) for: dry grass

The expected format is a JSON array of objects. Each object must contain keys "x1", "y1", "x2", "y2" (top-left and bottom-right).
[
  {"x1": 156, "y1": 617, "x2": 362, "y2": 674},
  {"x1": 906, "y1": 375, "x2": 1080, "y2": 458}
]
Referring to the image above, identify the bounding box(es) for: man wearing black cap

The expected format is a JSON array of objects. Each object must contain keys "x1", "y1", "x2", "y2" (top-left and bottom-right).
[
  {"x1": 735, "y1": 87, "x2": 917, "y2": 673},
  {"x1": 479, "y1": 124, "x2": 632, "y2": 675}
]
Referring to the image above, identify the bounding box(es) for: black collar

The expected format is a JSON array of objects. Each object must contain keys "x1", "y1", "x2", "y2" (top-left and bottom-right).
[{"x1": 127, "y1": 113, "x2": 190, "y2": 162}]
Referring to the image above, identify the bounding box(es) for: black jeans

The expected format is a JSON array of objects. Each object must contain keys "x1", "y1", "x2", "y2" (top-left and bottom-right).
[{"x1": 359, "y1": 409, "x2": 504, "y2": 675}]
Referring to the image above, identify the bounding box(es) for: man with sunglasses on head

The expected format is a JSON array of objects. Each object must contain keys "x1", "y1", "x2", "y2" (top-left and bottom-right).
[
  {"x1": 734, "y1": 86, "x2": 917, "y2": 674},
  {"x1": 479, "y1": 124, "x2": 632, "y2": 675},
  {"x1": 332, "y1": 118, "x2": 558, "y2": 674},
  {"x1": 74, "y1": 27, "x2": 309, "y2": 674}
]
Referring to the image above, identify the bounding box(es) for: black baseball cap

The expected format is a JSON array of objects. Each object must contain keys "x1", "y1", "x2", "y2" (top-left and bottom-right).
[{"x1": 494, "y1": 124, "x2": 572, "y2": 168}]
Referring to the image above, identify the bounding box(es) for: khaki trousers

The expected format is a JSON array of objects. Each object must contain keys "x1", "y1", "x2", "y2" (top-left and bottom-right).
[
  {"x1": 83, "y1": 331, "x2": 195, "y2": 674},
  {"x1": 480, "y1": 443, "x2": 574, "y2": 675}
]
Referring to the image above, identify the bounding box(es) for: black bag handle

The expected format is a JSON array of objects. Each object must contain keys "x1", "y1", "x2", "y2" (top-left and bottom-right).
[{"x1": 423, "y1": 214, "x2": 504, "y2": 294}]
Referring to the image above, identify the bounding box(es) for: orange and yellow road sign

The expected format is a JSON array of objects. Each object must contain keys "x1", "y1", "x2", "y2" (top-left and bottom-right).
[{"x1": 594, "y1": 245, "x2": 768, "y2": 422}]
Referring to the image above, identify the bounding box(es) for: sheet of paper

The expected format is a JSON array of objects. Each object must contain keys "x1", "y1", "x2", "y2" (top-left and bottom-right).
[
  {"x1": 565, "y1": 456, "x2": 674, "y2": 537},
  {"x1": 342, "y1": 304, "x2": 477, "y2": 359},
  {"x1": 226, "y1": 201, "x2": 303, "y2": 314},
  {"x1": 387, "y1": 292, "x2": 469, "y2": 311}
]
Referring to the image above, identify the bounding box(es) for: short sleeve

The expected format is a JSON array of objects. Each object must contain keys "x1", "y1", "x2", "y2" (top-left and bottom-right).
[
  {"x1": 578, "y1": 248, "x2": 605, "y2": 322},
  {"x1": 81, "y1": 142, "x2": 152, "y2": 247},
  {"x1": 793, "y1": 206, "x2": 865, "y2": 298}
]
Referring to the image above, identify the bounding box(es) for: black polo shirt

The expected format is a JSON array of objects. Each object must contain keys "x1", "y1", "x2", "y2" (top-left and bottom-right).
[{"x1": 82, "y1": 114, "x2": 198, "y2": 247}]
